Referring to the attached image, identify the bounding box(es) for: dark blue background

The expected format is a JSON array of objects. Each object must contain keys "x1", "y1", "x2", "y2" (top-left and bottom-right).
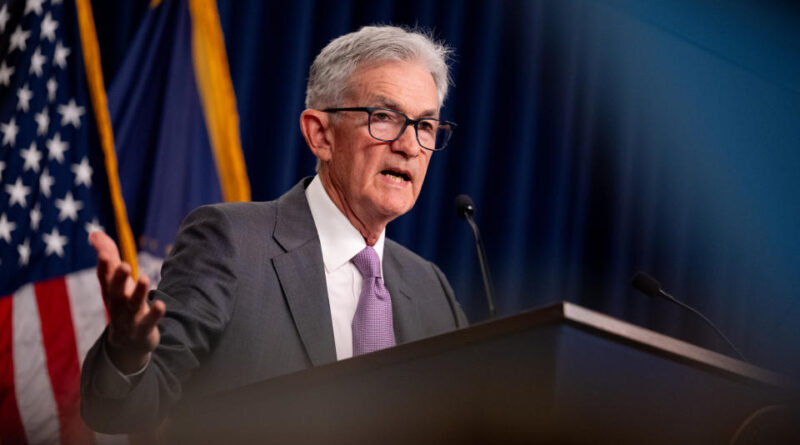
[{"x1": 91, "y1": 0, "x2": 800, "y2": 377}]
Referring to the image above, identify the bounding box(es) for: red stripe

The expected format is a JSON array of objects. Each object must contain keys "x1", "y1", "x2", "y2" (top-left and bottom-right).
[
  {"x1": 34, "y1": 279, "x2": 96, "y2": 445},
  {"x1": 0, "y1": 295, "x2": 28, "y2": 444}
]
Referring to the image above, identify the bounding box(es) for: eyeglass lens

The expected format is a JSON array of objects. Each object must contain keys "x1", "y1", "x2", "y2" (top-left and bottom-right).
[{"x1": 368, "y1": 109, "x2": 451, "y2": 150}]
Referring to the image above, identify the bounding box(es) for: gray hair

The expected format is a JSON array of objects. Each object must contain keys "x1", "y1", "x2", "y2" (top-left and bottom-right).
[{"x1": 305, "y1": 25, "x2": 453, "y2": 110}]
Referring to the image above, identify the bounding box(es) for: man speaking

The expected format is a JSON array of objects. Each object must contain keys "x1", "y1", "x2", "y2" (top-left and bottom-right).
[{"x1": 81, "y1": 25, "x2": 467, "y2": 432}]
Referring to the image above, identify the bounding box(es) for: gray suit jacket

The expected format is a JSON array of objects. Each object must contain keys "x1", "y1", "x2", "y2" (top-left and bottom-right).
[{"x1": 81, "y1": 178, "x2": 467, "y2": 433}]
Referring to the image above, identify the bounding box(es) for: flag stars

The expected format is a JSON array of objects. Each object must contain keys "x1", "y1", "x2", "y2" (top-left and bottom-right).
[
  {"x1": 21, "y1": 142, "x2": 42, "y2": 173},
  {"x1": 18, "y1": 238, "x2": 31, "y2": 265},
  {"x1": 55, "y1": 191, "x2": 83, "y2": 221},
  {"x1": 0, "y1": 161, "x2": 5, "y2": 181},
  {"x1": 43, "y1": 227, "x2": 67, "y2": 257},
  {"x1": 47, "y1": 77, "x2": 58, "y2": 102},
  {"x1": 84, "y1": 218, "x2": 104, "y2": 235},
  {"x1": 58, "y1": 99, "x2": 84, "y2": 128},
  {"x1": 39, "y1": 167, "x2": 54, "y2": 197},
  {"x1": 0, "y1": 213, "x2": 16, "y2": 243},
  {"x1": 9, "y1": 26, "x2": 31, "y2": 53},
  {"x1": 0, "y1": 4, "x2": 9, "y2": 34},
  {"x1": 47, "y1": 133, "x2": 68, "y2": 162},
  {"x1": 0, "y1": 62, "x2": 14, "y2": 87},
  {"x1": 25, "y1": 0, "x2": 45, "y2": 16},
  {"x1": 29, "y1": 47, "x2": 47, "y2": 77},
  {"x1": 6, "y1": 177, "x2": 31, "y2": 208},
  {"x1": 41, "y1": 12, "x2": 58, "y2": 42},
  {"x1": 30, "y1": 203, "x2": 42, "y2": 230},
  {"x1": 72, "y1": 157, "x2": 93, "y2": 187},
  {"x1": 17, "y1": 84, "x2": 33, "y2": 112},
  {"x1": 54, "y1": 42, "x2": 71, "y2": 69},
  {"x1": 1, "y1": 118, "x2": 19, "y2": 146},
  {"x1": 35, "y1": 108, "x2": 50, "y2": 135}
]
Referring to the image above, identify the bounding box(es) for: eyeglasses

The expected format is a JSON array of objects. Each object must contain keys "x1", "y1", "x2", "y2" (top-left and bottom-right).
[{"x1": 323, "y1": 107, "x2": 456, "y2": 151}]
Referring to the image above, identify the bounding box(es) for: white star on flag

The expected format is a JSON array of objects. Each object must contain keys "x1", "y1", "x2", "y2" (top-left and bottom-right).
[
  {"x1": 18, "y1": 238, "x2": 31, "y2": 265},
  {"x1": 41, "y1": 11, "x2": 58, "y2": 41},
  {"x1": 35, "y1": 108, "x2": 50, "y2": 135},
  {"x1": 9, "y1": 25, "x2": 31, "y2": 53},
  {"x1": 72, "y1": 157, "x2": 93, "y2": 187},
  {"x1": 54, "y1": 41, "x2": 71, "y2": 69},
  {"x1": 55, "y1": 191, "x2": 83, "y2": 221},
  {"x1": 43, "y1": 227, "x2": 68, "y2": 257},
  {"x1": 47, "y1": 77, "x2": 58, "y2": 101},
  {"x1": 5, "y1": 177, "x2": 31, "y2": 208},
  {"x1": 0, "y1": 4, "x2": 9, "y2": 33},
  {"x1": 29, "y1": 47, "x2": 47, "y2": 77},
  {"x1": 0, "y1": 213, "x2": 16, "y2": 243},
  {"x1": 1, "y1": 117, "x2": 19, "y2": 146},
  {"x1": 84, "y1": 218, "x2": 104, "y2": 235},
  {"x1": 0, "y1": 62, "x2": 14, "y2": 86},
  {"x1": 39, "y1": 167, "x2": 55, "y2": 197},
  {"x1": 24, "y1": 0, "x2": 45, "y2": 16},
  {"x1": 58, "y1": 99, "x2": 84, "y2": 128},
  {"x1": 21, "y1": 142, "x2": 42, "y2": 173},
  {"x1": 30, "y1": 203, "x2": 42, "y2": 230},
  {"x1": 47, "y1": 132, "x2": 68, "y2": 162},
  {"x1": 17, "y1": 83, "x2": 33, "y2": 112}
]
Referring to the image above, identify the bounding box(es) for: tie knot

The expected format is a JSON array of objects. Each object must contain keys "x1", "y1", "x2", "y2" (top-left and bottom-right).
[{"x1": 351, "y1": 246, "x2": 381, "y2": 278}]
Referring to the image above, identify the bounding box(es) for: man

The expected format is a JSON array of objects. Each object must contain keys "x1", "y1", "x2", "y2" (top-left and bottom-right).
[{"x1": 81, "y1": 25, "x2": 467, "y2": 432}]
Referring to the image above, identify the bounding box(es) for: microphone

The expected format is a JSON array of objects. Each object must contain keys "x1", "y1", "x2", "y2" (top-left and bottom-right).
[
  {"x1": 631, "y1": 271, "x2": 748, "y2": 362},
  {"x1": 456, "y1": 194, "x2": 496, "y2": 318}
]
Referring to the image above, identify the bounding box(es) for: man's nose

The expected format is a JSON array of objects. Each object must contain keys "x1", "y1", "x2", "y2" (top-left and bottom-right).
[{"x1": 391, "y1": 124, "x2": 421, "y2": 157}]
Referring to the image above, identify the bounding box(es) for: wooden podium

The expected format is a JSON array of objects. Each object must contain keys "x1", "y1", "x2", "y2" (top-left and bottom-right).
[{"x1": 168, "y1": 302, "x2": 795, "y2": 444}]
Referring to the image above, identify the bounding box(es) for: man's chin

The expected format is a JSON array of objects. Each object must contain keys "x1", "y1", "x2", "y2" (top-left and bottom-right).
[{"x1": 373, "y1": 197, "x2": 415, "y2": 221}]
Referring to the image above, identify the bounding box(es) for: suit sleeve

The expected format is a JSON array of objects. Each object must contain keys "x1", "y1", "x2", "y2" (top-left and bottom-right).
[
  {"x1": 81, "y1": 205, "x2": 240, "y2": 433},
  {"x1": 431, "y1": 262, "x2": 469, "y2": 328}
]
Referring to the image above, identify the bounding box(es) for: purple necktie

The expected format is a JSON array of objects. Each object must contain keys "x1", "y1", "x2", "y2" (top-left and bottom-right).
[{"x1": 351, "y1": 246, "x2": 396, "y2": 356}]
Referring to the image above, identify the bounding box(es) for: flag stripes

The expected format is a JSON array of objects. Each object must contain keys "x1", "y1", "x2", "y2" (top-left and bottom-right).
[
  {"x1": 65, "y1": 269, "x2": 108, "y2": 366},
  {"x1": 12, "y1": 283, "x2": 61, "y2": 444},
  {"x1": 1, "y1": 269, "x2": 121, "y2": 445},
  {"x1": 0, "y1": 296, "x2": 26, "y2": 444},
  {"x1": 35, "y1": 278, "x2": 95, "y2": 445}
]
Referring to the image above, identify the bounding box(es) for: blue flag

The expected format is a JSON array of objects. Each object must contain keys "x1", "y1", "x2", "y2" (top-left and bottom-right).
[{"x1": 107, "y1": 0, "x2": 249, "y2": 282}]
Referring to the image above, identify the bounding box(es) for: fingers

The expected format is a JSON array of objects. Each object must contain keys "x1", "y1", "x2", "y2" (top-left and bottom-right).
[
  {"x1": 108, "y1": 262, "x2": 133, "y2": 308},
  {"x1": 89, "y1": 231, "x2": 120, "y2": 263},
  {"x1": 137, "y1": 300, "x2": 166, "y2": 338},
  {"x1": 128, "y1": 273, "x2": 151, "y2": 311},
  {"x1": 91, "y1": 231, "x2": 122, "y2": 289}
]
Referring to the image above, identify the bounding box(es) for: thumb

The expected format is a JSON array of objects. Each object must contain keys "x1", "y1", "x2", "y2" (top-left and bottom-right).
[{"x1": 89, "y1": 230, "x2": 121, "y2": 264}]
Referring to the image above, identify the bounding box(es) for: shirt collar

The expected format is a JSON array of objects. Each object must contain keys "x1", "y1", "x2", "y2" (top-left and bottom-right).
[{"x1": 305, "y1": 175, "x2": 385, "y2": 273}]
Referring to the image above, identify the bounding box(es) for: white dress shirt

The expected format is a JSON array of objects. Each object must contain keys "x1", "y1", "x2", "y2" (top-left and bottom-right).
[{"x1": 305, "y1": 175, "x2": 385, "y2": 360}]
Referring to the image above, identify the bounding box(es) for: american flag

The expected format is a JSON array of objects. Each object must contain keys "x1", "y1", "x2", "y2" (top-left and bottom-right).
[{"x1": 0, "y1": 0, "x2": 124, "y2": 444}]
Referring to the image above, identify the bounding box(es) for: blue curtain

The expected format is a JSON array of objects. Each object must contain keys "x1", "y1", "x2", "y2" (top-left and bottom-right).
[{"x1": 92, "y1": 0, "x2": 800, "y2": 378}]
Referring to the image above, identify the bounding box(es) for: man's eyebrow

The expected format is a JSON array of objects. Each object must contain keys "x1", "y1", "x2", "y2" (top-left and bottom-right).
[
  {"x1": 368, "y1": 95, "x2": 400, "y2": 110},
  {"x1": 368, "y1": 95, "x2": 439, "y2": 118}
]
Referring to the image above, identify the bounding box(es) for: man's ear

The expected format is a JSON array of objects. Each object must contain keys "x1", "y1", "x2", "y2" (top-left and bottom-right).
[{"x1": 300, "y1": 109, "x2": 333, "y2": 162}]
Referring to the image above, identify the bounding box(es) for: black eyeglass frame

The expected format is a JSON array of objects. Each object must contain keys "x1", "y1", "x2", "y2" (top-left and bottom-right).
[{"x1": 323, "y1": 106, "x2": 456, "y2": 151}]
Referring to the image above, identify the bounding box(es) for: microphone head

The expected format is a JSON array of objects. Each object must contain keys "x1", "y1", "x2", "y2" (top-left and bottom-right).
[
  {"x1": 631, "y1": 271, "x2": 663, "y2": 297},
  {"x1": 455, "y1": 194, "x2": 475, "y2": 219}
]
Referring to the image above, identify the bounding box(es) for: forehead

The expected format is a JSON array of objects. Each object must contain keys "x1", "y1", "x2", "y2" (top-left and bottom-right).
[{"x1": 346, "y1": 60, "x2": 439, "y2": 116}]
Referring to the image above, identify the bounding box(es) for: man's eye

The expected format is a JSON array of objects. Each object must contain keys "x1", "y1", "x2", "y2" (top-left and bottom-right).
[
  {"x1": 373, "y1": 111, "x2": 392, "y2": 121},
  {"x1": 419, "y1": 120, "x2": 436, "y2": 132}
]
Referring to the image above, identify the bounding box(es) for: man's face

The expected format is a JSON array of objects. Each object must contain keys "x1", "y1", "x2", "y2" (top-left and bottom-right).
[{"x1": 324, "y1": 60, "x2": 439, "y2": 227}]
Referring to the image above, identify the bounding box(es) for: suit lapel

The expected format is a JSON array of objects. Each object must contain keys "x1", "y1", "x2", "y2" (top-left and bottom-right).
[
  {"x1": 383, "y1": 245, "x2": 422, "y2": 344},
  {"x1": 272, "y1": 179, "x2": 337, "y2": 366}
]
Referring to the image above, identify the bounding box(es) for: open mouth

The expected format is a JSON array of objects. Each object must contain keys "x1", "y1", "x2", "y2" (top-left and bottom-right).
[{"x1": 381, "y1": 169, "x2": 410, "y2": 183}]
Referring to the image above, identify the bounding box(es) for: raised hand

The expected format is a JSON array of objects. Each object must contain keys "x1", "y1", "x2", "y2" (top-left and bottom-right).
[{"x1": 89, "y1": 231, "x2": 166, "y2": 374}]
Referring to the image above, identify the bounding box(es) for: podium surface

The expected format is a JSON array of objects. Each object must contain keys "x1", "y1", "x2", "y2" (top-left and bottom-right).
[{"x1": 170, "y1": 302, "x2": 794, "y2": 444}]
